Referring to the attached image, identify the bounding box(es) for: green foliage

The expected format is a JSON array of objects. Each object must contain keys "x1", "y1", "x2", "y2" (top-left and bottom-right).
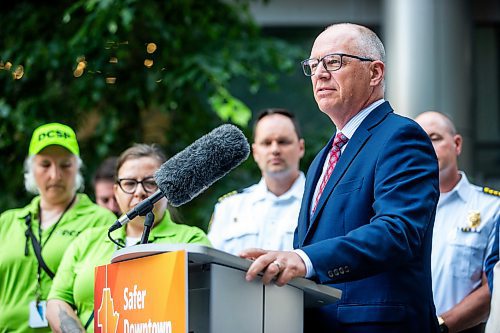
[{"x1": 0, "y1": 0, "x2": 302, "y2": 229}]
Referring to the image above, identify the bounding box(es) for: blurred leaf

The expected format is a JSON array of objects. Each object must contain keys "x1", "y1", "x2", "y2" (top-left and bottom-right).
[
  {"x1": 209, "y1": 87, "x2": 251, "y2": 127},
  {"x1": 0, "y1": 0, "x2": 302, "y2": 228}
]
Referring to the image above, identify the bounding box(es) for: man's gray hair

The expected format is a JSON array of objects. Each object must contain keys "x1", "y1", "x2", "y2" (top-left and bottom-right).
[
  {"x1": 23, "y1": 155, "x2": 84, "y2": 194},
  {"x1": 326, "y1": 23, "x2": 386, "y2": 62}
]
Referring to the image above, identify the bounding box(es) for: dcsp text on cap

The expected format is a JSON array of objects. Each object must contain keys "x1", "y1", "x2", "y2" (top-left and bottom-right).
[{"x1": 29, "y1": 122, "x2": 80, "y2": 156}]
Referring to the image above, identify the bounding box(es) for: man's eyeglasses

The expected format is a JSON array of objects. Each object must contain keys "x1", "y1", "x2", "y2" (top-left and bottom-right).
[
  {"x1": 301, "y1": 53, "x2": 374, "y2": 76},
  {"x1": 117, "y1": 177, "x2": 158, "y2": 194}
]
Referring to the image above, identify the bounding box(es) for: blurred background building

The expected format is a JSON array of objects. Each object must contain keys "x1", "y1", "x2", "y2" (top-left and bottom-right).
[{"x1": 244, "y1": 0, "x2": 500, "y2": 187}]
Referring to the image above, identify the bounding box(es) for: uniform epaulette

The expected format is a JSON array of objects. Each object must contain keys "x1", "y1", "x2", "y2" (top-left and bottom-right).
[
  {"x1": 483, "y1": 187, "x2": 500, "y2": 197},
  {"x1": 217, "y1": 189, "x2": 243, "y2": 203}
]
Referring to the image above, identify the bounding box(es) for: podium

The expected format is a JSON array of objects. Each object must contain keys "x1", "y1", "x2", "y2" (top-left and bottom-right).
[{"x1": 101, "y1": 244, "x2": 340, "y2": 333}]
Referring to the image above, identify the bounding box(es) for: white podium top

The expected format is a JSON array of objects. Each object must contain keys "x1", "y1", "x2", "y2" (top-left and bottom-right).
[{"x1": 112, "y1": 243, "x2": 341, "y2": 308}]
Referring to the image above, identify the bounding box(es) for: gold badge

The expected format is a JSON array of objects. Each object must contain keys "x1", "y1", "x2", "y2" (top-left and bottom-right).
[{"x1": 468, "y1": 211, "x2": 481, "y2": 228}]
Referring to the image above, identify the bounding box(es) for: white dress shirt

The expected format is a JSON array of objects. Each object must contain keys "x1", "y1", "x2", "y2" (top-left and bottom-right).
[{"x1": 208, "y1": 173, "x2": 305, "y2": 255}]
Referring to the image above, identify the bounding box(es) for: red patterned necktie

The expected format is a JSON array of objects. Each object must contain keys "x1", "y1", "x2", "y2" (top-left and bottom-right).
[{"x1": 312, "y1": 132, "x2": 349, "y2": 214}]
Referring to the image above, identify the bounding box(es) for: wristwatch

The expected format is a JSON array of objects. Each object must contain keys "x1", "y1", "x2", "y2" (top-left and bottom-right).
[{"x1": 438, "y1": 316, "x2": 449, "y2": 333}]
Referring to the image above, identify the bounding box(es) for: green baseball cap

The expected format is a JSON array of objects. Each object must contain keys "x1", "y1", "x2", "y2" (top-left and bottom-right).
[{"x1": 29, "y1": 123, "x2": 80, "y2": 156}]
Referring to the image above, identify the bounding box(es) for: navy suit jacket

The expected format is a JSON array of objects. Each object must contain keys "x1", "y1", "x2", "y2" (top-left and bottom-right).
[
  {"x1": 486, "y1": 219, "x2": 499, "y2": 291},
  {"x1": 294, "y1": 102, "x2": 440, "y2": 333}
]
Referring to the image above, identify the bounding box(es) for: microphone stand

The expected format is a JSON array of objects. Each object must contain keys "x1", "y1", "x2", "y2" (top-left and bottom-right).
[{"x1": 140, "y1": 211, "x2": 155, "y2": 244}]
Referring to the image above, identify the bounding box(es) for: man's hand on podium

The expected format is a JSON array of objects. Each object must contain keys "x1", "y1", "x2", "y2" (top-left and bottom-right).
[{"x1": 240, "y1": 249, "x2": 307, "y2": 287}]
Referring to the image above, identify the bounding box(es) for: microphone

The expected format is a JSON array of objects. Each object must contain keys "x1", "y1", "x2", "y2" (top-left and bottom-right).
[{"x1": 108, "y1": 124, "x2": 250, "y2": 232}]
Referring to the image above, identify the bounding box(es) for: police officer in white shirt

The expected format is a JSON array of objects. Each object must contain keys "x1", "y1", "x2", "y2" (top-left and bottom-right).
[
  {"x1": 208, "y1": 108, "x2": 306, "y2": 255},
  {"x1": 416, "y1": 111, "x2": 500, "y2": 333}
]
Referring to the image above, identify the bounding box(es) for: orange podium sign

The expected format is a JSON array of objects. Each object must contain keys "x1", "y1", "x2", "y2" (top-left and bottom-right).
[{"x1": 94, "y1": 250, "x2": 187, "y2": 333}]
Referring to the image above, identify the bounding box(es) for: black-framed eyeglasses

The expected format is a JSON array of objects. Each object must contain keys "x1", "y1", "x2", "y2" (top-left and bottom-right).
[
  {"x1": 301, "y1": 53, "x2": 374, "y2": 76},
  {"x1": 117, "y1": 177, "x2": 158, "y2": 194}
]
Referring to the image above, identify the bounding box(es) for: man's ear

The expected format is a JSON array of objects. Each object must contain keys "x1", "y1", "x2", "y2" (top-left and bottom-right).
[
  {"x1": 454, "y1": 134, "x2": 463, "y2": 156},
  {"x1": 251, "y1": 142, "x2": 258, "y2": 161},
  {"x1": 299, "y1": 138, "x2": 305, "y2": 158},
  {"x1": 370, "y1": 60, "x2": 385, "y2": 87}
]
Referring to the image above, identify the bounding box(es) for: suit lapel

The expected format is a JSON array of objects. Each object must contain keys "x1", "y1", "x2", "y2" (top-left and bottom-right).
[
  {"x1": 296, "y1": 139, "x2": 332, "y2": 244},
  {"x1": 304, "y1": 102, "x2": 393, "y2": 242},
  {"x1": 305, "y1": 129, "x2": 370, "y2": 235}
]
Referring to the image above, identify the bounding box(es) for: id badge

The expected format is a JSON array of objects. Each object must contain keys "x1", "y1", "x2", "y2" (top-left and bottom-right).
[{"x1": 29, "y1": 300, "x2": 48, "y2": 328}]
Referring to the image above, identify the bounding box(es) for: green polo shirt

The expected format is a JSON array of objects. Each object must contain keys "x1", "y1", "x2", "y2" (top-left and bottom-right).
[
  {"x1": 0, "y1": 193, "x2": 116, "y2": 333},
  {"x1": 48, "y1": 211, "x2": 211, "y2": 332}
]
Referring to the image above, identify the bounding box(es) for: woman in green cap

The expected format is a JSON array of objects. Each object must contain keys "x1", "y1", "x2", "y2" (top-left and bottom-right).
[
  {"x1": 0, "y1": 123, "x2": 117, "y2": 332},
  {"x1": 46, "y1": 143, "x2": 210, "y2": 332}
]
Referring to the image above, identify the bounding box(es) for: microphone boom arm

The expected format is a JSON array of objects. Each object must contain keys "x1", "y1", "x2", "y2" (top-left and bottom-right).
[{"x1": 108, "y1": 190, "x2": 164, "y2": 232}]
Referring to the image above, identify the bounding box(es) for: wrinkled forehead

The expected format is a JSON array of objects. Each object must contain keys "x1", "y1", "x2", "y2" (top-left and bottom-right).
[
  {"x1": 254, "y1": 114, "x2": 297, "y2": 140},
  {"x1": 311, "y1": 27, "x2": 359, "y2": 57}
]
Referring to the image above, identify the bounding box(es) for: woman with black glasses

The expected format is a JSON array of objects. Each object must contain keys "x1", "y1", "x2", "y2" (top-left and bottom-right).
[{"x1": 46, "y1": 143, "x2": 210, "y2": 333}]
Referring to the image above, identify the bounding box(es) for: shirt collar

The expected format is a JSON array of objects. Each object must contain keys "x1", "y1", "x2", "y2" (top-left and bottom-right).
[
  {"x1": 287, "y1": 172, "x2": 306, "y2": 199},
  {"x1": 254, "y1": 178, "x2": 268, "y2": 198},
  {"x1": 13, "y1": 196, "x2": 40, "y2": 222},
  {"x1": 453, "y1": 171, "x2": 474, "y2": 202},
  {"x1": 253, "y1": 172, "x2": 305, "y2": 202},
  {"x1": 337, "y1": 99, "x2": 385, "y2": 139},
  {"x1": 110, "y1": 210, "x2": 178, "y2": 244},
  {"x1": 68, "y1": 194, "x2": 92, "y2": 217},
  {"x1": 440, "y1": 171, "x2": 471, "y2": 205},
  {"x1": 148, "y1": 211, "x2": 177, "y2": 238},
  {"x1": 15, "y1": 193, "x2": 89, "y2": 221}
]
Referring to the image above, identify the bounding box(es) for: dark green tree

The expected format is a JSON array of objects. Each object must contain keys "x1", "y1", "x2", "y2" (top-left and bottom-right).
[{"x1": 0, "y1": 0, "x2": 302, "y2": 229}]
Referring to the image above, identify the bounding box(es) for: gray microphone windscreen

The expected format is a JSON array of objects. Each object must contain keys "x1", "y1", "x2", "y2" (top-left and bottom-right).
[{"x1": 154, "y1": 124, "x2": 250, "y2": 207}]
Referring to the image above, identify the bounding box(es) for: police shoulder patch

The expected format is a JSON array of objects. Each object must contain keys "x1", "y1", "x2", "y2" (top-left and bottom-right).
[
  {"x1": 217, "y1": 189, "x2": 242, "y2": 203},
  {"x1": 483, "y1": 187, "x2": 500, "y2": 197}
]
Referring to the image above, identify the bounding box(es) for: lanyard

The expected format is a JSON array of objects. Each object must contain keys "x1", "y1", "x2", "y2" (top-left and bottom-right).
[
  {"x1": 37, "y1": 195, "x2": 76, "y2": 247},
  {"x1": 34, "y1": 195, "x2": 76, "y2": 301}
]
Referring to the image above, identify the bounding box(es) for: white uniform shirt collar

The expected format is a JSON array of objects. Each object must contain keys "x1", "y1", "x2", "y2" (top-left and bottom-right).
[
  {"x1": 254, "y1": 172, "x2": 305, "y2": 202},
  {"x1": 439, "y1": 171, "x2": 471, "y2": 206}
]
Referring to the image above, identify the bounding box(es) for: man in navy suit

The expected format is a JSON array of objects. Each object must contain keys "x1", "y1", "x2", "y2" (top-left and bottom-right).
[{"x1": 242, "y1": 23, "x2": 440, "y2": 332}]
